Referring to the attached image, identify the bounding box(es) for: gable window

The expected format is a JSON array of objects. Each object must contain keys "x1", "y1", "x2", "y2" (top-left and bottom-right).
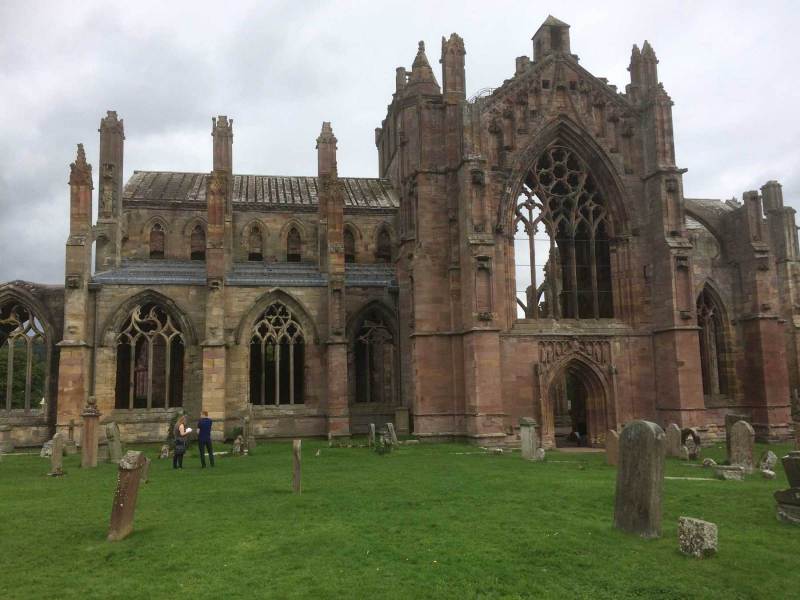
[
  {"x1": 375, "y1": 228, "x2": 391, "y2": 263},
  {"x1": 248, "y1": 226, "x2": 264, "y2": 262},
  {"x1": 149, "y1": 223, "x2": 165, "y2": 259},
  {"x1": 190, "y1": 225, "x2": 205, "y2": 261},
  {"x1": 287, "y1": 228, "x2": 302, "y2": 262},
  {"x1": 344, "y1": 228, "x2": 356, "y2": 264}
]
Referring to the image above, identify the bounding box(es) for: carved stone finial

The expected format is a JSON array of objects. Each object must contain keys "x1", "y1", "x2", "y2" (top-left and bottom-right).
[
  {"x1": 316, "y1": 121, "x2": 337, "y2": 147},
  {"x1": 69, "y1": 143, "x2": 93, "y2": 187}
]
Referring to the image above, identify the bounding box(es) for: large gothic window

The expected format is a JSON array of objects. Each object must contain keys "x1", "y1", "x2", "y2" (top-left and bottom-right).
[
  {"x1": 514, "y1": 145, "x2": 613, "y2": 319},
  {"x1": 353, "y1": 311, "x2": 396, "y2": 404},
  {"x1": 190, "y1": 225, "x2": 206, "y2": 261},
  {"x1": 115, "y1": 303, "x2": 184, "y2": 409},
  {"x1": 0, "y1": 301, "x2": 47, "y2": 411},
  {"x1": 697, "y1": 288, "x2": 729, "y2": 397},
  {"x1": 150, "y1": 223, "x2": 165, "y2": 259},
  {"x1": 250, "y1": 303, "x2": 305, "y2": 405},
  {"x1": 287, "y1": 228, "x2": 302, "y2": 262}
]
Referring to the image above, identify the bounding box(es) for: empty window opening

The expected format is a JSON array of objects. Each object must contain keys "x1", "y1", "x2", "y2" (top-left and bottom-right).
[
  {"x1": 287, "y1": 228, "x2": 302, "y2": 262},
  {"x1": 149, "y1": 223, "x2": 165, "y2": 259},
  {"x1": 190, "y1": 225, "x2": 205, "y2": 261},
  {"x1": 248, "y1": 226, "x2": 264, "y2": 262}
]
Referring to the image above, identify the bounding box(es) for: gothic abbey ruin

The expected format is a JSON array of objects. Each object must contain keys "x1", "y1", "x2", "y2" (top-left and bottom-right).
[{"x1": 2, "y1": 16, "x2": 798, "y2": 448}]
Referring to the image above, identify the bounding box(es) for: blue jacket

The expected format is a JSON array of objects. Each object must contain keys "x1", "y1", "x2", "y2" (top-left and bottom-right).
[{"x1": 197, "y1": 417, "x2": 213, "y2": 442}]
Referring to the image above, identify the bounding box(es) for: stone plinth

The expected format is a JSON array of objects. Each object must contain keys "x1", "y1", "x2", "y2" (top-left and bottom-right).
[
  {"x1": 519, "y1": 417, "x2": 538, "y2": 460},
  {"x1": 81, "y1": 400, "x2": 101, "y2": 468},
  {"x1": 613, "y1": 420, "x2": 665, "y2": 538},
  {"x1": 678, "y1": 517, "x2": 718, "y2": 558},
  {"x1": 107, "y1": 451, "x2": 148, "y2": 541}
]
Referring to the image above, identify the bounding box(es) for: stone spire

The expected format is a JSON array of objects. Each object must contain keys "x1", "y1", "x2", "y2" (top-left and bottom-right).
[
  {"x1": 211, "y1": 115, "x2": 233, "y2": 174},
  {"x1": 407, "y1": 41, "x2": 440, "y2": 94},
  {"x1": 69, "y1": 143, "x2": 92, "y2": 187},
  {"x1": 641, "y1": 41, "x2": 659, "y2": 88},
  {"x1": 316, "y1": 121, "x2": 338, "y2": 178}
]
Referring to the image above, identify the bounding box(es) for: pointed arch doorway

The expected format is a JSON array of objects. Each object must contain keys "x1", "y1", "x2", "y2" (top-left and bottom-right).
[{"x1": 539, "y1": 357, "x2": 611, "y2": 448}]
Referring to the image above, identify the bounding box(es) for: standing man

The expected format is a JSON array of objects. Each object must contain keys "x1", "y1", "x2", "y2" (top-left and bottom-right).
[{"x1": 197, "y1": 411, "x2": 215, "y2": 468}]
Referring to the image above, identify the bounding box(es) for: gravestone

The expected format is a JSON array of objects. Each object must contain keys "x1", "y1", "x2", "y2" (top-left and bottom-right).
[
  {"x1": 680, "y1": 445, "x2": 690, "y2": 461},
  {"x1": 606, "y1": 429, "x2": 620, "y2": 466},
  {"x1": 387, "y1": 422, "x2": 399, "y2": 446},
  {"x1": 519, "y1": 417, "x2": 538, "y2": 460},
  {"x1": 613, "y1": 420, "x2": 665, "y2": 538},
  {"x1": 681, "y1": 428, "x2": 701, "y2": 460},
  {"x1": 81, "y1": 398, "x2": 101, "y2": 468},
  {"x1": 762, "y1": 469, "x2": 776, "y2": 480},
  {"x1": 729, "y1": 420, "x2": 754, "y2": 473},
  {"x1": 758, "y1": 450, "x2": 778, "y2": 472},
  {"x1": 715, "y1": 465, "x2": 745, "y2": 481},
  {"x1": 327, "y1": 432, "x2": 333, "y2": 448},
  {"x1": 106, "y1": 422, "x2": 123, "y2": 463},
  {"x1": 48, "y1": 433, "x2": 65, "y2": 477},
  {"x1": 40, "y1": 440, "x2": 54, "y2": 458},
  {"x1": 678, "y1": 517, "x2": 718, "y2": 558},
  {"x1": 0, "y1": 422, "x2": 13, "y2": 453},
  {"x1": 725, "y1": 413, "x2": 748, "y2": 461},
  {"x1": 534, "y1": 448, "x2": 546, "y2": 461},
  {"x1": 65, "y1": 420, "x2": 78, "y2": 455},
  {"x1": 368, "y1": 423, "x2": 376, "y2": 448},
  {"x1": 244, "y1": 416, "x2": 257, "y2": 453},
  {"x1": 665, "y1": 423, "x2": 682, "y2": 458},
  {"x1": 107, "y1": 451, "x2": 148, "y2": 541},
  {"x1": 141, "y1": 457, "x2": 152, "y2": 484},
  {"x1": 775, "y1": 451, "x2": 800, "y2": 525},
  {"x1": 292, "y1": 439, "x2": 302, "y2": 494},
  {"x1": 232, "y1": 435, "x2": 244, "y2": 456}
]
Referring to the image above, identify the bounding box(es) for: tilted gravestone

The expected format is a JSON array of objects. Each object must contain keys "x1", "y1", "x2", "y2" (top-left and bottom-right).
[
  {"x1": 519, "y1": 417, "x2": 538, "y2": 460},
  {"x1": 232, "y1": 435, "x2": 244, "y2": 456},
  {"x1": 606, "y1": 429, "x2": 620, "y2": 466},
  {"x1": 292, "y1": 440, "x2": 302, "y2": 494},
  {"x1": 729, "y1": 420, "x2": 755, "y2": 473},
  {"x1": 48, "y1": 433, "x2": 65, "y2": 477},
  {"x1": 107, "y1": 451, "x2": 148, "y2": 541},
  {"x1": 725, "y1": 413, "x2": 748, "y2": 461},
  {"x1": 665, "y1": 423, "x2": 682, "y2": 458},
  {"x1": 387, "y1": 423, "x2": 399, "y2": 446},
  {"x1": 106, "y1": 422, "x2": 123, "y2": 463},
  {"x1": 613, "y1": 420, "x2": 665, "y2": 538},
  {"x1": 775, "y1": 451, "x2": 800, "y2": 525}
]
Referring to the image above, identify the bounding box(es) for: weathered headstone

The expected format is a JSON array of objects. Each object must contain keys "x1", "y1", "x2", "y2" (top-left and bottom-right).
[
  {"x1": 107, "y1": 451, "x2": 148, "y2": 541},
  {"x1": 725, "y1": 413, "x2": 748, "y2": 461},
  {"x1": 48, "y1": 433, "x2": 65, "y2": 476},
  {"x1": 106, "y1": 421, "x2": 123, "y2": 463},
  {"x1": 678, "y1": 517, "x2": 718, "y2": 558},
  {"x1": 714, "y1": 465, "x2": 745, "y2": 481},
  {"x1": 327, "y1": 431, "x2": 333, "y2": 448},
  {"x1": 613, "y1": 420, "x2": 665, "y2": 538},
  {"x1": 665, "y1": 423, "x2": 682, "y2": 458},
  {"x1": 141, "y1": 457, "x2": 152, "y2": 484},
  {"x1": 758, "y1": 450, "x2": 778, "y2": 472},
  {"x1": 702, "y1": 458, "x2": 717, "y2": 468},
  {"x1": 368, "y1": 423, "x2": 376, "y2": 448},
  {"x1": 519, "y1": 417, "x2": 538, "y2": 460},
  {"x1": 0, "y1": 421, "x2": 13, "y2": 453},
  {"x1": 387, "y1": 422, "x2": 398, "y2": 446},
  {"x1": 534, "y1": 447, "x2": 546, "y2": 461},
  {"x1": 159, "y1": 444, "x2": 170, "y2": 459},
  {"x1": 679, "y1": 445, "x2": 690, "y2": 461},
  {"x1": 729, "y1": 420, "x2": 754, "y2": 473},
  {"x1": 40, "y1": 440, "x2": 54, "y2": 458},
  {"x1": 681, "y1": 428, "x2": 701, "y2": 460},
  {"x1": 81, "y1": 398, "x2": 101, "y2": 468},
  {"x1": 606, "y1": 429, "x2": 620, "y2": 466},
  {"x1": 232, "y1": 435, "x2": 244, "y2": 456},
  {"x1": 292, "y1": 439, "x2": 302, "y2": 494},
  {"x1": 775, "y1": 451, "x2": 800, "y2": 525},
  {"x1": 64, "y1": 420, "x2": 78, "y2": 455}
]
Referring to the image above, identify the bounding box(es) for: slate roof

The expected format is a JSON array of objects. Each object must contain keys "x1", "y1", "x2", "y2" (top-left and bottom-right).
[
  {"x1": 122, "y1": 171, "x2": 399, "y2": 210},
  {"x1": 91, "y1": 260, "x2": 398, "y2": 289}
]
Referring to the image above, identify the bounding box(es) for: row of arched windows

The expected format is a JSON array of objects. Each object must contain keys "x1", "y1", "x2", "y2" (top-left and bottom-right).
[{"x1": 147, "y1": 222, "x2": 393, "y2": 264}]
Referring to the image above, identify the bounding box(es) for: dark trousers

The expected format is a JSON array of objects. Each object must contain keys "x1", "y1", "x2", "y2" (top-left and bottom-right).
[
  {"x1": 173, "y1": 450, "x2": 184, "y2": 469},
  {"x1": 199, "y1": 440, "x2": 215, "y2": 467}
]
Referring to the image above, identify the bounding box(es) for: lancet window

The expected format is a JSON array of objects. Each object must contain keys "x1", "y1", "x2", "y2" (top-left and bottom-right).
[
  {"x1": 115, "y1": 303, "x2": 184, "y2": 409},
  {"x1": 150, "y1": 223, "x2": 165, "y2": 259},
  {"x1": 697, "y1": 288, "x2": 729, "y2": 397},
  {"x1": 287, "y1": 228, "x2": 302, "y2": 262},
  {"x1": 248, "y1": 226, "x2": 264, "y2": 262},
  {"x1": 0, "y1": 301, "x2": 47, "y2": 411},
  {"x1": 344, "y1": 228, "x2": 356, "y2": 263},
  {"x1": 190, "y1": 225, "x2": 206, "y2": 261},
  {"x1": 375, "y1": 228, "x2": 391, "y2": 263},
  {"x1": 514, "y1": 145, "x2": 613, "y2": 319},
  {"x1": 249, "y1": 303, "x2": 305, "y2": 405},
  {"x1": 354, "y1": 311, "x2": 396, "y2": 404}
]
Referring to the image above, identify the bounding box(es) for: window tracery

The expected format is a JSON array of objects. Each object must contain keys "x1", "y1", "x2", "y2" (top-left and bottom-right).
[
  {"x1": 249, "y1": 303, "x2": 305, "y2": 405},
  {"x1": 514, "y1": 145, "x2": 613, "y2": 319},
  {"x1": 0, "y1": 301, "x2": 47, "y2": 411},
  {"x1": 353, "y1": 311, "x2": 395, "y2": 404}
]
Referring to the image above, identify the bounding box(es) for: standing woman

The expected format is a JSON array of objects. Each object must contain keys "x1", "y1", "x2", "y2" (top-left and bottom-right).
[{"x1": 173, "y1": 415, "x2": 192, "y2": 469}]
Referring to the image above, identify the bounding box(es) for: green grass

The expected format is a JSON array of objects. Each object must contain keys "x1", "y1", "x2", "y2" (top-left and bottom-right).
[{"x1": 1, "y1": 441, "x2": 798, "y2": 599}]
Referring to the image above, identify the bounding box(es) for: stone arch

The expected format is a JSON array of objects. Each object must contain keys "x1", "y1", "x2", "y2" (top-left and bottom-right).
[
  {"x1": 142, "y1": 215, "x2": 170, "y2": 236},
  {"x1": 539, "y1": 354, "x2": 613, "y2": 448},
  {"x1": 279, "y1": 219, "x2": 306, "y2": 262},
  {"x1": 239, "y1": 218, "x2": 268, "y2": 248},
  {"x1": 374, "y1": 222, "x2": 394, "y2": 263},
  {"x1": 100, "y1": 289, "x2": 198, "y2": 348},
  {"x1": 236, "y1": 289, "x2": 319, "y2": 346},
  {"x1": 343, "y1": 224, "x2": 359, "y2": 263},
  {"x1": 182, "y1": 216, "x2": 208, "y2": 237},
  {"x1": 0, "y1": 283, "x2": 56, "y2": 343},
  {"x1": 346, "y1": 299, "x2": 400, "y2": 406}
]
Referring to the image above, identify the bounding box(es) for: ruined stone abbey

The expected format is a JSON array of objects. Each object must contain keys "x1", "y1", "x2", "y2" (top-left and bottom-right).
[{"x1": 2, "y1": 16, "x2": 798, "y2": 448}]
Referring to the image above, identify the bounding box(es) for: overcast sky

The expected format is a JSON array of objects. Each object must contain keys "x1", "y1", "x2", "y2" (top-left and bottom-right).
[{"x1": 1, "y1": 0, "x2": 798, "y2": 284}]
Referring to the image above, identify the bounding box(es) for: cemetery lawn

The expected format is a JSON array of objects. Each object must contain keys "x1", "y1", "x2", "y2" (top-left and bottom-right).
[{"x1": 1, "y1": 441, "x2": 798, "y2": 600}]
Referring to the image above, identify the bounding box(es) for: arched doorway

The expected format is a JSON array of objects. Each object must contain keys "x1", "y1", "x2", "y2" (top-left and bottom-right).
[{"x1": 540, "y1": 357, "x2": 610, "y2": 448}]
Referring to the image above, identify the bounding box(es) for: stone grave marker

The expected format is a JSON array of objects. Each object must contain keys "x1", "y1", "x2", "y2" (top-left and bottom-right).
[
  {"x1": 519, "y1": 417, "x2": 538, "y2": 460},
  {"x1": 387, "y1": 422, "x2": 399, "y2": 446},
  {"x1": 665, "y1": 423, "x2": 682, "y2": 458},
  {"x1": 107, "y1": 451, "x2": 148, "y2": 541},
  {"x1": 729, "y1": 420, "x2": 754, "y2": 473},
  {"x1": 606, "y1": 429, "x2": 620, "y2": 466},
  {"x1": 141, "y1": 457, "x2": 152, "y2": 484},
  {"x1": 368, "y1": 423, "x2": 376, "y2": 448},
  {"x1": 678, "y1": 517, "x2": 718, "y2": 558},
  {"x1": 40, "y1": 440, "x2": 54, "y2": 458},
  {"x1": 775, "y1": 451, "x2": 800, "y2": 525},
  {"x1": 81, "y1": 398, "x2": 101, "y2": 468},
  {"x1": 292, "y1": 439, "x2": 302, "y2": 494},
  {"x1": 327, "y1": 432, "x2": 333, "y2": 448},
  {"x1": 106, "y1": 421, "x2": 123, "y2": 463},
  {"x1": 232, "y1": 435, "x2": 244, "y2": 456},
  {"x1": 679, "y1": 445, "x2": 690, "y2": 461},
  {"x1": 725, "y1": 413, "x2": 748, "y2": 461},
  {"x1": 714, "y1": 465, "x2": 744, "y2": 481},
  {"x1": 48, "y1": 433, "x2": 65, "y2": 477},
  {"x1": 65, "y1": 420, "x2": 78, "y2": 455},
  {"x1": 681, "y1": 428, "x2": 701, "y2": 460},
  {"x1": 758, "y1": 450, "x2": 778, "y2": 472},
  {"x1": 613, "y1": 420, "x2": 665, "y2": 538}
]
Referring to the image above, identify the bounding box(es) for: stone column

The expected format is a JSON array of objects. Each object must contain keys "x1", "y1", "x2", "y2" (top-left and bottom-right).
[
  {"x1": 107, "y1": 450, "x2": 148, "y2": 541},
  {"x1": 81, "y1": 397, "x2": 101, "y2": 468}
]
